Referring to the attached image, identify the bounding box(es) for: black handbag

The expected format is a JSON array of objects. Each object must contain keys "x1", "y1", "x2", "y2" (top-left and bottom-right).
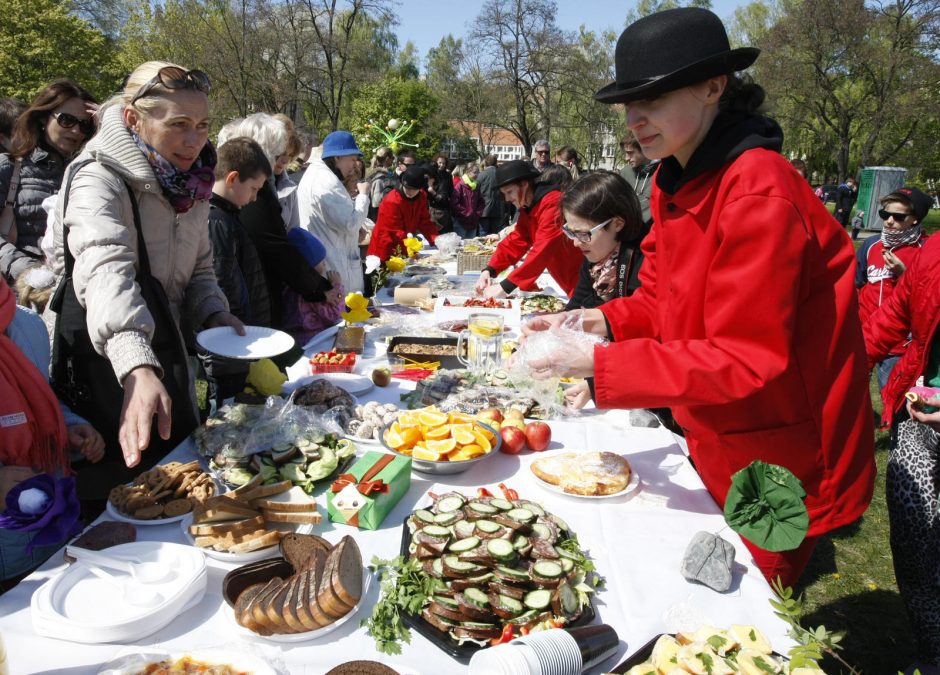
[{"x1": 49, "y1": 160, "x2": 198, "y2": 499}]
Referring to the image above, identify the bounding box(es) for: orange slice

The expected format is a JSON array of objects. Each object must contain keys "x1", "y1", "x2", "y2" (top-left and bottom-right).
[
  {"x1": 384, "y1": 429, "x2": 405, "y2": 449},
  {"x1": 425, "y1": 437, "x2": 457, "y2": 454},
  {"x1": 397, "y1": 411, "x2": 420, "y2": 428},
  {"x1": 448, "y1": 412, "x2": 475, "y2": 425},
  {"x1": 449, "y1": 444, "x2": 485, "y2": 461},
  {"x1": 413, "y1": 446, "x2": 446, "y2": 461},
  {"x1": 470, "y1": 429, "x2": 492, "y2": 453},
  {"x1": 425, "y1": 424, "x2": 453, "y2": 440},
  {"x1": 400, "y1": 427, "x2": 423, "y2": 448},
  {"x1": 452, "y1": 425, "x2": 476, "y2": 445},
  {"x1": 419, "y1": 410, "x2": 449, "y2": 428}
]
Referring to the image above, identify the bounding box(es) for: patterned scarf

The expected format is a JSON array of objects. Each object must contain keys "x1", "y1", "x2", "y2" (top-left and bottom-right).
[
  {"x1": 0, "y1": 278, "x2": 68, "y2": 474},
  {"x1": 132, "y1": 132, "x2": 217, "y2": 214},
  {"x1": 882, "y1": 223, "x2": 923, "y2": 250},
  {"x1": 588, "y1": 242, "x2": 621, "y2": 302}
]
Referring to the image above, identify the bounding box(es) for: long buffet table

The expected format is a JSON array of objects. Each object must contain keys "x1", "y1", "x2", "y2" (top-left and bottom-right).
[{"x1": 0, "y1": 260, "x2": 795, "y2": 675}]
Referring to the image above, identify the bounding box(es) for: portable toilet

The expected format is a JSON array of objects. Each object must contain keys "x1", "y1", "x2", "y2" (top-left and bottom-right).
[{"x1": 856, "y1": 167, "x2": 907, "y2": 231}]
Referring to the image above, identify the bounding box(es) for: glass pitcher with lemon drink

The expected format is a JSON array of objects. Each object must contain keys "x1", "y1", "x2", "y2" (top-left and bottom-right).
[{"x1": 457, "y1": 313, "x2": 504, "y2": 375}]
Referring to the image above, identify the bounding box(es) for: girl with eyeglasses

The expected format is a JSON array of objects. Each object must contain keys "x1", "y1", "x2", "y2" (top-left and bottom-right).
[
  {"x1": 49, "y1": 61, "x2": 241, "y2": 511},
  {"x1": 523, "y1": 7, "x2": 875, "y2": 588},
  {"x1": 0, "y1": 79, "x2": 97, "y2": 285}
]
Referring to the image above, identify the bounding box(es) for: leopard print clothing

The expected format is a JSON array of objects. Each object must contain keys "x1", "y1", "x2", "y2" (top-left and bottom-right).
[{"x1": 889, "y1": 419, "x2": 940, "y2": 663}]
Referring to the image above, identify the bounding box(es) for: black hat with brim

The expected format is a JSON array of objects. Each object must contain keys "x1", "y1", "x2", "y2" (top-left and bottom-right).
[
  {"x1": 401, "y1": 165, "x2": 428, "y2": 190},
  {"x1": 595, "y1": 7, "x2": 760, "y2": 105},
  {"x1": 883, "y1": 186, "x2": 933, "y2": 223},
  {"x1": 494, "y1": 160, "x2": 540, "y2": 189}
]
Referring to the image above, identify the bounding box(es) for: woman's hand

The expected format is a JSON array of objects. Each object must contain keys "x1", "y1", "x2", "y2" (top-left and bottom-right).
[
  {"x1": 67, "y1": 424, "x2": 105, "y2": 463},
  {"x1": 327, "y1": 270, "x2": 342, "y2": 286},
  {"x1": 527, "y1": 340, "x2": 597, "y2": 379},
  {"x1": 564, "y1": 381, "x2": 592, "y2": 410},
  {"x1": 908, "y1": 396, "x2": 940, "y2": 431},
  {"x1": 205, "y1": 311, "x2": 246, "y2": 335},
  {"x1": 119, "y1": 366, "x2": 172, "y2": 467},
  {"x1": 521, "y1": 311, "x2": 576, "y2": 336},
  {"x1": 474, "y1": 270, "x2": 492, "y2": 295},
  {"x1": 483, "y1": 283, "x2": 506, "y2": 300},
  {"x1": 883, "y1": 249, "x2": 907, "y2": 276}
]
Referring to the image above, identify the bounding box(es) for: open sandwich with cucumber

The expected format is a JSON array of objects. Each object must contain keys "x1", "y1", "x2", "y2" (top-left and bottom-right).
[{"x1": 404, "y1": 488, "x2": 600, "y2": 646}]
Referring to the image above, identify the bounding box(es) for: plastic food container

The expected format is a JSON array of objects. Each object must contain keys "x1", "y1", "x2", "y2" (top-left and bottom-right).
[{"x1": 309, "y1": 351, "x2": 357, "y2": 374}]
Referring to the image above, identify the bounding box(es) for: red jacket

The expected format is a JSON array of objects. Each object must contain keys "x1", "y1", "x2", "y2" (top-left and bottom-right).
[
  {"x1": 864, "y1": 234, "x2": 940, "y2": 426},
  {"x1": 485, "y1": 189, "x2": 581, "y2": 296},
  {"x1": 856, "y1": 233, "x2": 927, "y2": 355},
  {"x1": 593, "y1": 148, "x2": 875, "y2": 538},
  {"x1": 367, "y1": 188, "x2": 438, "y2": 261}
]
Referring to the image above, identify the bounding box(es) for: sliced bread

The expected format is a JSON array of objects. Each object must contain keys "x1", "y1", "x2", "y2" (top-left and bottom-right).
[
  {"x1": 317, "y1": 542, "x2": 353, "y2": 619},
  {"x1": 280, "y1": 533, "x2": 332, "y2": 571},
  {"x1": 306, "y1": 551, "x2": 335, "y2": 628},
  {"x1": 236, "y1": 579, "x2": 278, "y2": 636},
  {"x1": 251, "y1": 577, "x2": 286, "y2": 633},
  {"x1": 193, "y1": 494, "x2": 259, "y2": 524},
  {"x1": 228, "y1": 529, "x2": 282, "y2": 554},
  {"x1": 279, "y1": 573, "x2": 307, "y2": 633},
  {"x1": 262, "y1": 509, "x2": 323, "y2": 525},
  {"x1": 189, "y1": 514, "x2": 265, "y2": 538},
  {"x1": 238, "y1": 480, "x2": 293, "y2": 504},
  {"x1": 253, "y1": 485, "x2": 318, "y2": 512},
  {"x1": 263, "y1": 574, "x2": 300, "y2": 633},
  {"x1": 228, "y1": 472, "x2": 265, "y2": 498},
  {"x1": 330, "y1": 535, "x2": 363, "y2": 608}
]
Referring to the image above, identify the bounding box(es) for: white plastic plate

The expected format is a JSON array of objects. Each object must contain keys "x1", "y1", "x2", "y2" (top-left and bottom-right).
[
  {"x1": 196, "y1": 325, "x2": 294, "y2": 360},
  {"x1": 529, "y1": 450, "x2": 642, "y2": 501}
]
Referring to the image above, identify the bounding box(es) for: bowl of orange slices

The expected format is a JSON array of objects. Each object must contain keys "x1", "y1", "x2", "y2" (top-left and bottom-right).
[{"x1": 380, "y1": 406, "x2": 502, "y2": 474}]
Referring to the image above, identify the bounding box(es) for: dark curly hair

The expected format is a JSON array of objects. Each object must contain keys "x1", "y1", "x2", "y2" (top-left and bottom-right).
[{"x1": 719, "y1": 73, "x2": 766, "y2": 115}]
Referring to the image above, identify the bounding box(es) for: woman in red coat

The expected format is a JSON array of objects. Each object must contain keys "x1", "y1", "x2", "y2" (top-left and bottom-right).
[
  {"x1": 474, "y1": 160, "x2": 581, "y2": 298},
  {"x1": 524, "y1": 7, "x2": 875, "y2": 587},
  {"x1": 366, "y1": 165, "x2": 438, "y2": 262}
]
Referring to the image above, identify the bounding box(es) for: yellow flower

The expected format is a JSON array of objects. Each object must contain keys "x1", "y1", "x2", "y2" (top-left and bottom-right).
[
  {"x1": 345, "y1": 292, "x2": 369, "y2": 310},
  {"x1": 386, "y1": 256, "x2": 406, "y2": 273},
  {"x1": 342, "y1": 291, "x2": 372, "y2": 324},
  {"x1": 403, "y1": 236, "x2": 423, "y2": 258},
  {"x1": 245, "y1": 359, "x2": 287, "y2": 396},
  {"x1": 868, "y1": 582, "x2": 878, "y2": 591}
]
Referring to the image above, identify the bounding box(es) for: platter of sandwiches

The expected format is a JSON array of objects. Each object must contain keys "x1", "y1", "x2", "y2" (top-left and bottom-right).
[
  {"x1": 182, "y1": 476, "x2": 322, "y2": 562},
  {"x1": 223, "y1": 533, "x2": 367, "y2": 642}
]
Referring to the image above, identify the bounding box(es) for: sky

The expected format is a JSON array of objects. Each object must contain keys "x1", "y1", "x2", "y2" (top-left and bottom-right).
[{"x1": 395, "y1": 0, "x2": 746, "y2": 67}]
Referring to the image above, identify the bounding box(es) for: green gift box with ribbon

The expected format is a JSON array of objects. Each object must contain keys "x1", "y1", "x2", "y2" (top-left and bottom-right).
[{"x1": 326, "y1": 451, "x2": 412, "y2": 529}]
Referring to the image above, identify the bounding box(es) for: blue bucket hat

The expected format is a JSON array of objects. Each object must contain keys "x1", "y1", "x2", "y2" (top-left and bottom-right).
[
  {"x1": 287, "y1": 227, "x2": 327, "y2": 268},
  {"x1": 321, "y1": 131, "x2": 362, "y2": 159}
]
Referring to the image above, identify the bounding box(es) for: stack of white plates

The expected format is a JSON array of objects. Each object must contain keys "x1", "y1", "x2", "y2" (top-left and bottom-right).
[{"x1": 31, "y1": 541, "x2": 207, "y2": 644}]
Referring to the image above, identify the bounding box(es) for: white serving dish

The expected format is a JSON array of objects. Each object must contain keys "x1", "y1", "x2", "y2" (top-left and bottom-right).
[
  {"x1": 433, "y1": 295, "x2": 522, "y2": 328},
  {"x1": 31, "y1": 541, "x2": 207, "y2": 644}
]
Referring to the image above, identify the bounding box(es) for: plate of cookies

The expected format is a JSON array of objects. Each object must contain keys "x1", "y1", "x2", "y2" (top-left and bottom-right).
[
  {"x1": 106, "y1": 460, "x2": 218, "y2": 525},
  {"x1": 529, "y1": 450, "x2": 640, "y2": 500}
]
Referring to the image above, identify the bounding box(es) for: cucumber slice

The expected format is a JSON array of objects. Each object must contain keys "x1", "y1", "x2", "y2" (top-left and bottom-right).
[
  {"x1": 486, "y1": 538, "x2": 516, "y2": 561},
  {"x1": 434, "y1": 511, "x2": 460, "y2": 526},
  {"x1": 523, "y1": 589, "x2": 553, "y2": 610},
  {"x1": 558, "y1": 582, "x2": 580, "y2": 615},
  {"x1": 460, "y1": 621, "x2": 497, "y2": 629},
  {"x1": 489, "y1": 498, "x2": 514, "y2": 511},
  {"x1": 453, "y1": 520, "x2": 475, "y2": 538},
  {"x1": 559, "y1": 557, "x2": 574, "y2": 574},
  {"x1": 443, "y1": 555, "x2": 480, "y2": 573},
  {"x1": 515, "y1": 500, "x2": 545, "y2": 516},
  {"x1": 449, "y1": 536, "x2": 481, "y2": 553},
  {"x1": 467, "y1": 572, "x2": 494, "y2": 584},
  {"x1": 495, "y1": 594, "x2": 524, "y2": 613},
  {"x1": 437, "y1": 495, "x2": 466, "y2": 513},
  {"x1": 495, "y1": 565, "x2": 529, "y2": 581},
  {"x1": 433, "y1": 594, "x2": 459, "y2": 608},
  {"x1": 549, "y1": 513, "x2": 570, "y2": 532},
  {"x1": 468, "y1": 502, "x2": 499, "y2": 515},
  {"x1": 408, "y1": 542, "x2": 417, "y2": 555},
  {"x1": 463, "y1": 587, "x2": 490, "y2": 609},
  {"x1": 530, "y1": 523, "x2": 552, "y2": 540},
  {"x1": 532, "y1": 561, "x2": 563, "y2": 579},
  {"x1": 555, "y1": 546, "x2": 580, "y2": 561},
  {"x1": 474, "y1": 519, "x2": 501, "y2": 534},
  {"x1": 432, "y1": 558, "x2": 444, "y2": 577},
  {"x1": 414, "y1": 509, "x2": 436, "y2": 524},
  {"x1": 507, "y1": 508, "x2": 535, "y2": 523},
  {"x1": 508, "y1": 609, "x2": 539, "y2": 625},
  {"x1": 512, "y1": 535, "x2": 530, "y2": 550},
  {"x1": 422, "y1": 525, "x2": 452, "y2": 539}
]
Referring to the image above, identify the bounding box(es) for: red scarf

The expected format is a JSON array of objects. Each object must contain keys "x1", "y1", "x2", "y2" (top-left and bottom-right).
[{"x1": 0, "y1": 279, "x2": 68, "y2": 474}]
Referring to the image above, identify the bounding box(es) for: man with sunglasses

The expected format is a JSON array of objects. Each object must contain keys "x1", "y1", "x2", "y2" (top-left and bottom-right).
[
  {"x1": 532, "y1": 139, "x2": 553, "y2": 173},
  {"x1": 856, "y1": 186, "x2": 931, "y2": 390}
]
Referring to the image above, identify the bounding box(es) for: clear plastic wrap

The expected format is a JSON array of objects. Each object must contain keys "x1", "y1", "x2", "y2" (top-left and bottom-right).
[
  {"x1": 434, "y1": 231, "x2": 462, "y2": 256},
  {"x1": 243, "y1": 394, "x2": 345, "y2": 456}
]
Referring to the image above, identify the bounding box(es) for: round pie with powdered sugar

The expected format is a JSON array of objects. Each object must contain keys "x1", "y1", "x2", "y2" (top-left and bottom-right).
[{"x1": 530, "y1": 451, "x2": 632, "y2": 496}]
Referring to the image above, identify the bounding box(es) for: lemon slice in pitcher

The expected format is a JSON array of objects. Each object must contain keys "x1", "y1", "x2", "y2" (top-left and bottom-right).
[{"x1": 469, "y1": 317, "x2": 502, "y2": 338}]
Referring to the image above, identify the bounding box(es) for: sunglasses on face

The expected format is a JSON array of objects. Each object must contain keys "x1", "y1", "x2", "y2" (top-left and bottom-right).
[
  {"x1": 536, "y1": 150, "x2": 550, "y2": 155},
  {"x1": 51, "y1": 112, "x2": 96, "y2": 136},
  {"x1": 563, "y1": 218, "x2": 612, "y2": 243},
  {"x1": 131, "y1": 66, "x2": 211, "y2": 105},
  {"x1": 879, "y1": 209, "x2": 912, "y2": 222}
]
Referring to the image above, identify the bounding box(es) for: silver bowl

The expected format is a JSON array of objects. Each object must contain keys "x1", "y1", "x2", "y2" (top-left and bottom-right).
[{"x1": 379, "y1": 419, "x2": 502, "y2": 475}]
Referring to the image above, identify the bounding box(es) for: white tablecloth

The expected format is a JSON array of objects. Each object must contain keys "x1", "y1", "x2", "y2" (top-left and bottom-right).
[{"x1": 0, "y1": 259, "x2": 795, "y2": 674}]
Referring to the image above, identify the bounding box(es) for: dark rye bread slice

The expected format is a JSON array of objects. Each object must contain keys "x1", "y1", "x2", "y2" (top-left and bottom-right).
[
  {"x1": 251, "y1": 577, "x2": 287, "y2": 633},
  {"x1": 223, "y1": 557, "x2": 294, "y2": 608},
  {"x1": 263, "y1": 574, "x2": 300, "y2": 633},
  {"x1": 330, "y1": 535, "x2": 363, "y2": 608},
  {"x1": 235, "y1": 581, "x2": 275, "y2": 636},
  {"x1": 64, "y1": 522, "x2": 136, "y2": 562},
  {"x1": 280, "y1": 533, "x2": 332, "y2": 571},
  {"x1": 306, "y1": 551, "x2": 335, "y2": 628},
  {"x1": 279, "y1": 573, "x2": 307, "y2": 633}
]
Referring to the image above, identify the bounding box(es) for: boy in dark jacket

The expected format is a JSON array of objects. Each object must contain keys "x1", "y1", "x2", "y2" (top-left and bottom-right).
[{"x1": 203, "y1": 137, "x2": 271, "y2": 409}]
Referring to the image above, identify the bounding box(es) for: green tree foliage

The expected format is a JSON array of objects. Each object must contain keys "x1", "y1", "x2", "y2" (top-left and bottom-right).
[
  {"x1": 0, "y1": 0, "x2": 122, "y2": 102},
  {"x1": 349, "y1": 75, "x2": 445, "y2": 161}
]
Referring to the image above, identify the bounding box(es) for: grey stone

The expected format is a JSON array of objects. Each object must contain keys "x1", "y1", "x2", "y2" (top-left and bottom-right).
[
  {"x1": 630, "y1": 409, "x2": 662, "y2": 428},
  {"x1": 680, "y1": 531, "x2": 736, "y2": 592}
]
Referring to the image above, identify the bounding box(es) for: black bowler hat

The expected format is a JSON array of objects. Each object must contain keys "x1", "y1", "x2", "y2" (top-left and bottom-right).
[
  {"x1": 401, "y1": 165, "x2": 428, "y2": 190},
  {"x1": 494, "y1": 160, "x2": 540, "y2": 189},
  {"x1": 595, "y1": 7, "x2": 760, "y2": 105}
]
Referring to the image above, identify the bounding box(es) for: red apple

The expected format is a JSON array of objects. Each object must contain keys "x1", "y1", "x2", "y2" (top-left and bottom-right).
[
  {"x1": 524, "y1": 421, "x2": 552, "y2": 452},
  {"x1": 500, "y1": 426, "x2": 528, "y2": 454},
  {"x1": 477, "y1": 407, "x2": 504, "y2": 424}
]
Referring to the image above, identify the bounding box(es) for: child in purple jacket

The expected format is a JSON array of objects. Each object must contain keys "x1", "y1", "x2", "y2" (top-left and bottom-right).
[{"x1": 282, "y1": 228, "x2": 344, "y2": 345}]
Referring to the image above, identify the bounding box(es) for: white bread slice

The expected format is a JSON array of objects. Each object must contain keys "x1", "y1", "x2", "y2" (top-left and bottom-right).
[
  {"x1": 228, "y1": 529, "x2": 282, "y2": 554},
  {"x1": 194, "y1": 527, "x2": 268, "y2": 550},
  {"x1": 193, "y1": 495, "x2": 259, "y2": 524},
  {"x1": 253, "y1": 486, "x2": 318, "y2": 513},
  {"x1": 189, "y1": 514, "x2": 264, "y2": 538},
  {"x1": 263, "y1": 509, "x2": 322, "y2": 525},
  {"x1": 238, "y1": 480, "x2": 293, "y2": 504}
]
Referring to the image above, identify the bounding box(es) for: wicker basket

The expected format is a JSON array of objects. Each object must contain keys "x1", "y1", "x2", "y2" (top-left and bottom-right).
[{"x1": 457, "y1": 251, "x2": 491, "y2": 274}]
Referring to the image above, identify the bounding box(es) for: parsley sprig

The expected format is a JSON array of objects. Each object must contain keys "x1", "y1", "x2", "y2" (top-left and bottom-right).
[
  {"x1": 556, "y1": 534, "x2": 605, "y2": 588},
  {"x1": 362, "y1": 554, "x2": 444, "y2": 655}
]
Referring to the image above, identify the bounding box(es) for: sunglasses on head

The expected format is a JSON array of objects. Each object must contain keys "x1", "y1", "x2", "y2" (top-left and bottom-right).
[
  {"x1": 51, "y1": 112, "x2": 96, "y2": 136},
  {"x1": 131, "y1": 66, "x2": 211, "y2": 105},
  {"x1": 879, "y1": 209, "x2": 912, "y2": 222},
  {"x1": 562, "y1": 218, "x2": 612, "y2": 243}
]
